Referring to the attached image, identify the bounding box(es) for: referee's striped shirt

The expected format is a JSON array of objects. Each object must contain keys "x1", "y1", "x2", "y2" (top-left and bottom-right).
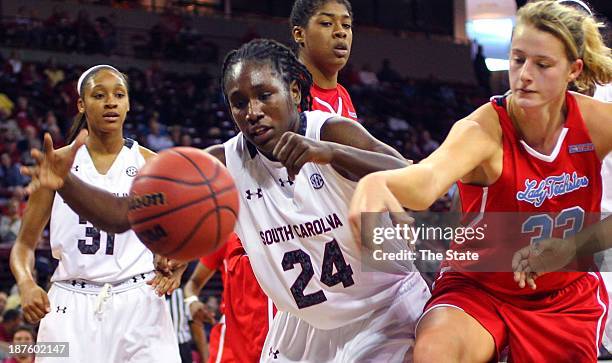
[{"x1": 167, "y1": 288, "x2": 193, "y2": 344}]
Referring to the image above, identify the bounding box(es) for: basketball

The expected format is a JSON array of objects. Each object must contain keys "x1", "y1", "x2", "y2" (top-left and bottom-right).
[{"x1": 127, "y1": 147, "x2": 239, "y2": 261}]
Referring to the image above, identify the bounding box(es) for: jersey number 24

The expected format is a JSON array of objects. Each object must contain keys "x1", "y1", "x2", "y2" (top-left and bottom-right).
[{"x1": 282, "y1": 239, "x2": 354, "y2": 309}]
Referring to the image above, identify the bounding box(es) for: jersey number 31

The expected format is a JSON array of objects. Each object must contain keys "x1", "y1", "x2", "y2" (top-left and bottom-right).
[
  {"x1": 78, "y1": 216, "x2": 115, "y2": 255},
  {"x1": 282, "y1": 239, "x2": 354, "y2": 309}
]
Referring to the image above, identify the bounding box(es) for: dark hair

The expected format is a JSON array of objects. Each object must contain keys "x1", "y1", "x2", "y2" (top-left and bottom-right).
[
  {"x1": 289, "y1": 0, "x2": 353, "y2": 52},
  {"x1": 3, "y1": 309, "x2": 21, "y2": 323},
  {"x1": 67, "y1": 66, "x2": 129, "y2": 143},
  {"x1": 221, "y1": 39, "x2": 313, "y2": 113}
]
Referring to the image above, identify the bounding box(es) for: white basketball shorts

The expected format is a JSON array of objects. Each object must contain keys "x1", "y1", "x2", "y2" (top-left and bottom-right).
[
  {"x1": 36, "y1": 272, "x2": 180, "y2": 363},
  {"x1": 260, "y1": 274, "x2": 430, "y2": 362}
]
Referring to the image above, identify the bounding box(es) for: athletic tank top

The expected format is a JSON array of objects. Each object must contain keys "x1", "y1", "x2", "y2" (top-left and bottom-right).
[
  {"x1": 50, "y1": 139, "x2": 154, "y2": 283},
  {"x1": 454, "y1": 92, "x2": 602, "y2": 295},
  {"x1": 224, "y1": 110, "x2": 419, "y2": 329}
]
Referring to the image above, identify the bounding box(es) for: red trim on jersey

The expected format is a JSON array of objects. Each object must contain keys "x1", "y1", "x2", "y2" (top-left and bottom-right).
[{"x1": 310, "y1": 83, "x2": 358, "y2": 121}]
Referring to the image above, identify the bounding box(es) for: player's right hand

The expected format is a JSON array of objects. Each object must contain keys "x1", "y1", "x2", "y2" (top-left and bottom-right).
[
  {"x1": 19, "y1": 280, "x2": 51, "y2": 323},
  {"x1": 20, "y1": 129, "x2": 88, "y2": 194},
  {"x1": 348, "y1": 172, "x2": 405, "y2": 248},
  {"x1": 512, "y1": 237, "x2": 577, "y2": 290},
  {"x1": 189, "y1": 300, "x2": 216, "y2": 324}
]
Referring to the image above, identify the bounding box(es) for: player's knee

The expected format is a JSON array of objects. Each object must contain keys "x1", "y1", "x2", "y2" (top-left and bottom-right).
[{"x1": 414, "y1": 330, "x2": 462, "y2": 363}]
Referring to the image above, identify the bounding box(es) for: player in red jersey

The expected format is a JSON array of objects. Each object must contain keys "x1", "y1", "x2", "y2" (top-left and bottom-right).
[
  {"x1": 184, "y1": 234, "x2": 274, "y2": 363},
  {"x1": 350, "y1": 1, "x2": 612, "y2": 362},
  {"x1": 290, "y1": 0, "x2": 358, "y2": 121}
]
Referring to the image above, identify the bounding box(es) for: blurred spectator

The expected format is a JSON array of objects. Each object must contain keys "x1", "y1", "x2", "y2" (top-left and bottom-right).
[
  {"x1": 0, "y1": 310, "x2": 22, "y2": 343},
  {"x1": 169, "y1": 125, "x2": 183, "y2": 145},
  {"x1": 420, "y1": 130, "x2": 440, "y2": 156},
  {"x1": 0, "y1": 152, "x2": 27, "y2": 188},
  {"x1": 2, "y1": 326, "x2": 35, "y2": 363},
  {"x1": 473, "y1": 44, "x2": 491, "y2": 94},
  {"x1": 358, "y1": 64, "x2": 379, "y2": 88},
  {"x1": 146, "y1": 118, "x2": 174, "y2": 151},
  {"x1": 0, "y1": 153, "x2": 27, "y2": 189},
  {"x1": 377, "y1": 59, "x2": 401, "y2": 84},
  {"x1": 180, "y1": 133, "x2": 193, "y2": 147},
  {"x1": 0, "y1": 198, "x2": 23, "y2": 244},
  {"x1": 0, "y1": 95, "x2": 14, "y2": 119},
  {"x1": 0, "y1": 293, "x2": 7, "y2": 321},
  {"x1": 0, "y1": 198, "x2": 21, "y2": 243},
  {"x1": 7, "y1": 52, "x2": 22, "y2": 76},
  {"x1": 43, "y1": 59, "x2": 65, "y2": 88}
]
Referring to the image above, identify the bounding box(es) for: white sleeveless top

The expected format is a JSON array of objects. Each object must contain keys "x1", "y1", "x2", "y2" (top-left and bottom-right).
[
  {"x1": 224, "y1": 110, "x2": 420, "y2": 329},
  {"x1": 50, "y1": 139, "x2": 154, "y2": 283}
]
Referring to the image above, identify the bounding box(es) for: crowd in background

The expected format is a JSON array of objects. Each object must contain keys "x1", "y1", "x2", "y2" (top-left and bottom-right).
[
  {"x1": 0, "y1": 3, "x2": 489, "y2": 358},
  {"x1": 0, "y1": 5, "x2": 219, "y2": 63}
]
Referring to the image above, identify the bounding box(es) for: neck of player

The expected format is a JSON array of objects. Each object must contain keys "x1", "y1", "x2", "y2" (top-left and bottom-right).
[
  {"x1": 86, "y1": 128, "x2": 125, "y2": 156},
  {"x1": 509, "y1": 94, "x2": 567, "y2": 155},
  {"x1": 300, "y1": 54, "x2": 339, "y2": 89}
]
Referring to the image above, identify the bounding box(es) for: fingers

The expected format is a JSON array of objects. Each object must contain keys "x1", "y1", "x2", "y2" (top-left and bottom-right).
[
  {"x1": 43, "y1": 133, "x2": 55, "y2": 156},
  {"x1": 71, "y1": 129, "x2": 88, "y2": 156},
  {"x1": 154, "y1": 256, "x2": 171, "y2": 276}
]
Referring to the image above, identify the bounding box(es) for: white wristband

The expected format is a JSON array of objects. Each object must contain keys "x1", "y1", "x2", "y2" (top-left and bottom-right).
[{"x1": 183, "y1": 295, "x2": 199, "y2": 306}]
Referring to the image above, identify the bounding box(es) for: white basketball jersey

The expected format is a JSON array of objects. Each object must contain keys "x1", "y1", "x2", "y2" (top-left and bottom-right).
[
  {"x1": 224, "y1": 110, "x2": 421, "y2": 330},
  {"x1": 594, "y1": 84, "x2": 612, "y2": 214},
  {"x1": 50, "y1": 139, "x2": 154, "y2": 283}
]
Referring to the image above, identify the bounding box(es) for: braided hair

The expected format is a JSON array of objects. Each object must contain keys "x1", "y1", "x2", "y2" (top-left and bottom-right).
[
  {"x1": 221, "y1": 38, "x2": 313, "y2": 112},
  {"x1": 289, "y1": 0, "x2": 353, "y2": 53}
]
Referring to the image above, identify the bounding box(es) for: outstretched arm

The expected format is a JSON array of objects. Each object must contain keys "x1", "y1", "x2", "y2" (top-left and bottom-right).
[
  {"x1": 273, "y1": 116, "x2": 409, "y2": 181},
  {"x1": 348, "y1": 104, "x2": 500, "y2": 242},
  {"x1": 22, "y1": 131, "x2": 227, "y2": 233}
]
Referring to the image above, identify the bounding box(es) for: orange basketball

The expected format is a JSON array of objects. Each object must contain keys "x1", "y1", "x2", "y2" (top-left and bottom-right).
[{"x1": 127, "y1": 147, "x2": 239, "y2": 261}]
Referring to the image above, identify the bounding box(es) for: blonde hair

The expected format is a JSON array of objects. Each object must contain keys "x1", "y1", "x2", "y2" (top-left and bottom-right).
[{"x1": 515, "y1": 0, "x2": 612, "y2": 92}]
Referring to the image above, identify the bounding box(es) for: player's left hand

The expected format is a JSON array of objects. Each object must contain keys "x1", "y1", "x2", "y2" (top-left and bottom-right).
[
  {"x1": 149, "y1": 257, "x2": 188, "y2": 296},
  {"x1": 512, "y1": 238, "x2": 577, "y2": 290},
  {"x1": 272, "y1": 132, "x2": 333, "y2": 181}
]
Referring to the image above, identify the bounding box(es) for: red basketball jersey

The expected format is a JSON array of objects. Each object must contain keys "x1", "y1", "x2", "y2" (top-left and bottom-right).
[
  {"x1": 310, "y1": 83, "x2": 358, "y2": 121},
  {"x1": 200, "y1": 234, "x2": 275, "y2": 363},
  {"x1": 455, "y1": 92, "x2": 602, "y2": 295}
]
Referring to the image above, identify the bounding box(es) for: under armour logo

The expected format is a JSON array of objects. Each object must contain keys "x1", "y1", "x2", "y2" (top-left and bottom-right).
[
  {"x1": 246, "y1": 188, "x2": 263, "y2": 200},
  {"x1": 56, "y1": 306, "x2": 67, "y2": 313},
  {"x1": 268, "y1": 348, "x2": 279, "y2": 359},
  {"x1": 71, "y1": 280, "x2": 84, "y2": 288},
  {"x1": 279, "y1": 178, "x2": 294, "y2": 187},
  {"x1": 133, "y1": 276, "x2": 138, "y2": 283},
  {"x1": 73, "y1": 165, "x2": 79, "y2": 172}
]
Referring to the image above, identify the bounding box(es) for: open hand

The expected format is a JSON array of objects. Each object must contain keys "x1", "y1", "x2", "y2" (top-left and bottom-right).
[
  {"x1": 512, "y1": 238, "x2": 577, "y2": 290},
  {"x1": 20, "y1": 129, "x2": 88, "y2": 194}
]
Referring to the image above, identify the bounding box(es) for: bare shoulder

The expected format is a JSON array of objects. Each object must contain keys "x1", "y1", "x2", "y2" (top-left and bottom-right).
[
  {"x1": 203, "y1": 144, "x2": 226, "y2": 166},
  {"x1": 138, "y1": 146, "x2": 158, "y2": 162},
  {"x1": 455, "y1": 102, "x2": 501, "y2": 141}
]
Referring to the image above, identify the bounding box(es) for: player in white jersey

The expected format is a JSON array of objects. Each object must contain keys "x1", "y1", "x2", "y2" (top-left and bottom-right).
[
  {"x1": 10, "y1": 65, "x2": 181, "y2": 363},
  {"x1": 21, "y1": 40, "x2": 430, "y2": 362}
]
